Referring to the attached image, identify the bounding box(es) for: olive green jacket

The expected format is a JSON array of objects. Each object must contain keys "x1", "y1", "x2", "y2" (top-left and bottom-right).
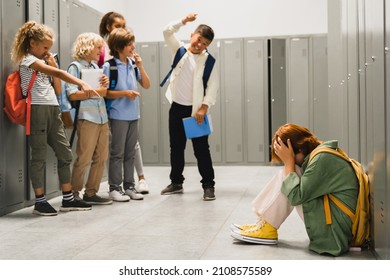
[{"x1": 281, "y1": 140, "x2": 358, "y2": 256}]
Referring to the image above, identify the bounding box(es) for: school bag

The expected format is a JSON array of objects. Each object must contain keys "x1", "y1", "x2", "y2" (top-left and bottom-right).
[
  {"x1": 308, "y1": 146, "x2": 371, "y2": 248},
  {"x1": 159, "y1": 46, "x2": 216, "y2": 95},
  {"x1": 105, "y1": 58, "x2": 139, "y2": 113},
  {"x1": 3, "y1": 69, "x2": 37, "y2": 135}
]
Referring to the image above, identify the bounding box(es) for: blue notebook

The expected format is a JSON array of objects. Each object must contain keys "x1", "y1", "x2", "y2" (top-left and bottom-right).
[{"x1": 182, "y1": 115, "x2": 212, "y2": 139}]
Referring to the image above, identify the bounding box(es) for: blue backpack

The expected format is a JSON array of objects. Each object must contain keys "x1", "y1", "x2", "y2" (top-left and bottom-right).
[
  {"x1": 57, "y1": 61, "x2": 98, "y2": 146},
  {"x1": 105, "y1": 58, "x2": 139, "y2": 113},
  {"x1": 160, "y1": 46, "x2": 216, "y2": 95}
]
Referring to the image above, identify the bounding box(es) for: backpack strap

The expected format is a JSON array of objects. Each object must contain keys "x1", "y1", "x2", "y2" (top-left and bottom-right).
[
  {"x1": 131, "y1": 58, "x2": 140, "y2": 81},
  {"x1": 91, "y1": 62, "x2": 99, "y2": 69},
  {"x1": 104, "y1": 58, "x2": 119, "y2": 114},
  {"x1": 308, "y1": 146, "x2": 356, "y2": 224},
  {"x1": 67, "y1": 61, "x2": 83, "y2": 147},
  {"x1": 25, "y1": 71, "x2": 37, "y2": 136},
  {"x1": 160, "y1": 46, "x2": 187, "y2": 87},
  {"x1": 203, "y1": 52, "x2": 215, "y2": 95},
  {"x1": 160, "y1": 46, "x2": 215, "y2": 96},
  {"x1": 108, "y1": 58, "x2": 118, "y2": 90}
]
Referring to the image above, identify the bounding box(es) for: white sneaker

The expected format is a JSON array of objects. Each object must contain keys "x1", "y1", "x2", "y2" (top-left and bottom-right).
[
  {"x1": 109, "y1": 190, "x2": 130, "y2": 202},
  {"x1": 125, "y1": 187, "x2": 144, "y2": 200},
  {"x1": 137, "y1": 179, "x2": 149, "y2": 194}
]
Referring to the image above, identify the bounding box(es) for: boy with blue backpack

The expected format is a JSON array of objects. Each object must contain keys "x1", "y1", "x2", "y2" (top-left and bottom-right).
[
  {"x1": 66, "y1": 32, "x2": 112, "y2": 205},
  {"x1": 160, "y1": 13, "x2": 219, "y2": 201},
  {"x1": 103, "y1": 28, "x2": 151, "y2": 202}
]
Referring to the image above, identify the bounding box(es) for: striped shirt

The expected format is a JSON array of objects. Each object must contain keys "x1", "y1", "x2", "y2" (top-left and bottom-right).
[
  {"x1": 66, "y1": 60, "x2": 108, "y2": 125},
  {"x1": 19, "y1": 54, "x2": 58, "y2": 105}
]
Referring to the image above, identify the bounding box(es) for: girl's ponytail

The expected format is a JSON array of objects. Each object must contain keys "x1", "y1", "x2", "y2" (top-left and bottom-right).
[{"x1": 10, "y1": 21, "x2": 54, "y2": 65}]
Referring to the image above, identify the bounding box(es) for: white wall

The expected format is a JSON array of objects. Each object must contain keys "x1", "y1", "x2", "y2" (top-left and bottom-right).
[{"x1": 79, "y1": 0, "x2": 327, "y2": 42}]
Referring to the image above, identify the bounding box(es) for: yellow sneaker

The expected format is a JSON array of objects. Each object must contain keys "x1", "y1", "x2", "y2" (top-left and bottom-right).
[{"x1": 231, "y1": 220, "x2": 278, "y2": 245}]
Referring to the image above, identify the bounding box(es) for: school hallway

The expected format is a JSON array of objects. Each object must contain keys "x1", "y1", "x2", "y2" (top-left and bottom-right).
[{"x1": 0, "y1": 165, "x2": 376, "y2": 260}]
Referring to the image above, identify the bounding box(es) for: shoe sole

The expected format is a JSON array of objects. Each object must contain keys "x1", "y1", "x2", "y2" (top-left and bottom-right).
[
  {"x1": 161, "y1": 189, "x2": 183, "y2": 195},
  {"x1": 32, "y1": 210, "x2": 58, "y2": 216},
  {"x1": 203, "y1": 196, "x2": 216, "y2": 201},
  {"x1": 129, "y1": 197, "x2": 144, "y2": 200},
  {"x1": 230, "y1": 230, "x2": 278, "y2": 245},
  {"x1": 125, "y1": 192, "x2": 144, "y2": 200},
  {"x1": 110, "y1": 197, "x2": 130, "y2": 202},
  {"x1": 230, "y1": 224, "x2": 242, "y2": 232},
  {"x1": 59, "y1": 206, "x2": 92, "y2": 212},
  {"x1": 83, "y1": 201, "x2": 113, "y2": 205}
]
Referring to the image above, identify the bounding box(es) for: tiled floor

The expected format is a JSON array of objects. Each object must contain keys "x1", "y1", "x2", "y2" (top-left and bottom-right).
[{"x1": 0, "y1": 166, "x2": 376, "y2": 260}]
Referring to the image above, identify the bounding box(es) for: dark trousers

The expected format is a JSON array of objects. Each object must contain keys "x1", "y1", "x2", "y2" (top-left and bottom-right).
[{"x1": 169, "y1": 102, "x2": 215, "y2": 188}]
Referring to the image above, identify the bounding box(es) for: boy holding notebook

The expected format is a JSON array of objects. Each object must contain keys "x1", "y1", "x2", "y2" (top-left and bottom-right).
[
  {"x1": 160, "y1": 13, "x2": 219, "y2": 201},
  {"x1": 66, "y1": 32, "x2": 112, "y2": 205}
]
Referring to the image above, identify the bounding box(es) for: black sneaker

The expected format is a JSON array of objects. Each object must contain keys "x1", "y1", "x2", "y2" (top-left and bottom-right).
[
  {"x1": 203, "y1": 187, "x2": 216, "y2": 201},
  {"x1": 83, "y1": 194, "x2": 113, "y2": 205},
  {"x1": 160, "y1": 183, "x2": 183, "y2": 195},
  {"x1": 33, "y1": 202, "x2": 58, "y2": 216},
  {"x1": 60, "y1": 199, "x2": 92, "y2": 212}
]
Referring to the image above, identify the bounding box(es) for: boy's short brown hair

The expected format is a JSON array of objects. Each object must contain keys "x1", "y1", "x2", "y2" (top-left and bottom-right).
[
  {"x1": 194, "y1": 24, "x2": 214, "y2": 42},
  {"x1": 107, "y1": 28, "x2": 135, "y2": 58}
]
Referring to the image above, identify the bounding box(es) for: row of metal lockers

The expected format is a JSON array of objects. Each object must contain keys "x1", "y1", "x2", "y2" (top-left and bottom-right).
[
  {"x1": 326, "y1": 0, "x2": 390, "y2": 260},
  {"x1": 137, "y1": 36, "x2": 328, "y2": 166},
  {"x1": 0, "y1": 0, "x2": 328, "y2": 216}
]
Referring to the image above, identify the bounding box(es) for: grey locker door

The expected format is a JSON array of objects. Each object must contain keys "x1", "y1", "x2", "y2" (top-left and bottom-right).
[
  {"x1": 312, "y1": 36, "x2": 328, "y2": 141},
  {"x1": 43, "y1": 0, "x2": 60, "y2": 196},
  {"x1": 385, "y1": 0, "x2": 390, "y2": 260},
  {"x1": 244, "y1": 38, "x2": 267, "y2": 163},
  {"x1": 358, "y1": 0, "x2": 368, "y2": 165},
  {"x1": 346, "y1": 0, "x2": 360, "y2": 159},
  {"x1": 287, "y1": 38, "x2": 309, "y2": 128},
  {"x1": 69, "y1": 0, "x2": 101, "y2": 46},
  {"x1": 206, "y1": 43, "x2": 222, "y2": 163},
  {"x1": 159, "y1": 43, "x2": 171, "y2": 164},
  {"x1": 58, "y1": 0, "x2": 71, "y2": 71},
  {"x1": 221, "y1": 39, "x2": 244, "y2": 163},
  {"x1": 365, "y1": 0, "x2": 387, "y2": 260},
  {"x1": 43, "y1": 0, "x2": 59, "y2": 53},
  {"x1": 27, "y1": 0, "x2": 43, "y2": 23},
  {"x1": 327, "y1": 0, "x2": 348, "y2": 149},
  {"x1": 269, "y1": 39, "x2": 287, "y2": 143},
  {"x1": 137, "y1": 42, "x2": 160, "y2": 164},
  {"x1": 1, "y1": 0, "x2": 28, "y2": 212}
]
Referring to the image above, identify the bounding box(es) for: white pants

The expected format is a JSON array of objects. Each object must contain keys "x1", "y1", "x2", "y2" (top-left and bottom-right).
[{"x1": 252, "y1": 166, "x2": 304, "y2": 229}]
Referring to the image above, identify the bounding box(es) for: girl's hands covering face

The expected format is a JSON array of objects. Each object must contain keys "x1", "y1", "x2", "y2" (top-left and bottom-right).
[{"x1": 274, "y1": 137, "x2": 295, "y2": 165}]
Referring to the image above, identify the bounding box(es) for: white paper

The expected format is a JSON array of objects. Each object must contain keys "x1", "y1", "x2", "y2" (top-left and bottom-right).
[{"x1": 81, "y1": 68, "x2": 103, "y2": 89}]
